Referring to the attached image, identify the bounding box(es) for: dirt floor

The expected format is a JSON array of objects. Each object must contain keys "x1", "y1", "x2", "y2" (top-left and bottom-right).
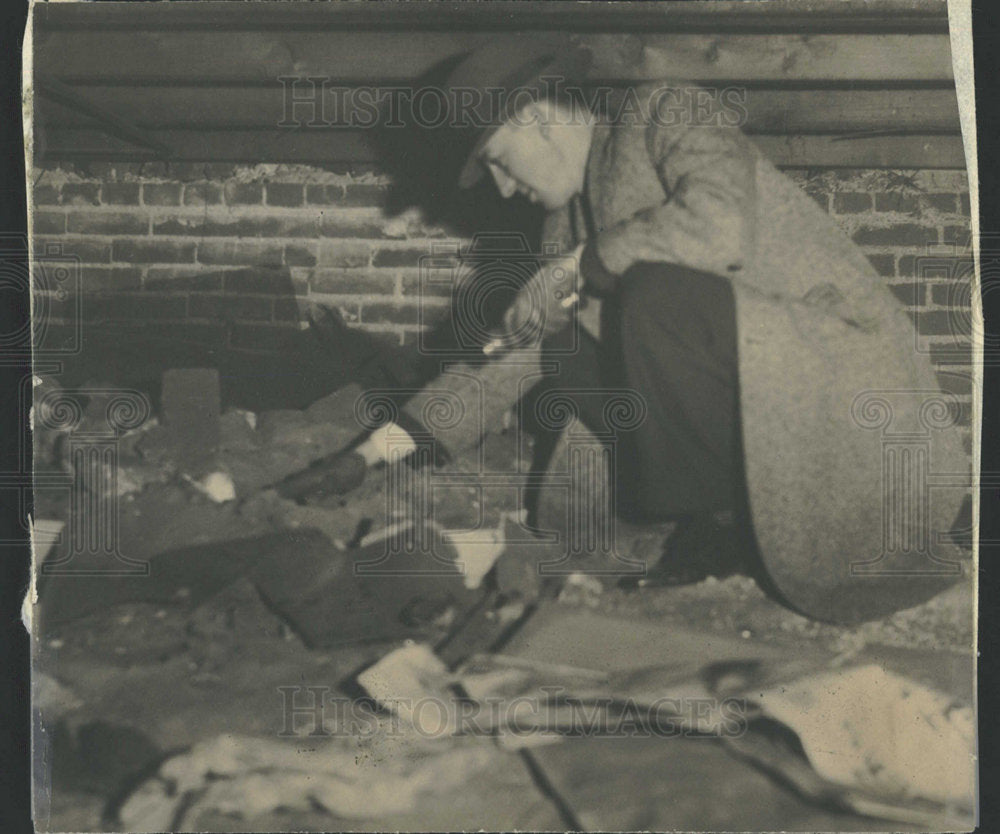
[{"x1": 29, "y1": 385, "x2": 977, "y2": 832}]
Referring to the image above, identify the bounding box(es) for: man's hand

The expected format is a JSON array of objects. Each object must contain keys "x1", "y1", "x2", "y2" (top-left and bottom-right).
[{"x1": 502, "y1": 246, "x2": 583, "y2": 346}]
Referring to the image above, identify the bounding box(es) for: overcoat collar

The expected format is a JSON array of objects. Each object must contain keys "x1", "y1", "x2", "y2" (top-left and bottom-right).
[{"x1": 582, "y1": 120, "x2": 614, "y2": 226}]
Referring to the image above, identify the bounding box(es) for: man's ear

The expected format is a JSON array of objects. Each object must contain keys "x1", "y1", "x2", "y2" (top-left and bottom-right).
[{"x1": 520, "y1": 100, "x2": 551, "y2": 139}]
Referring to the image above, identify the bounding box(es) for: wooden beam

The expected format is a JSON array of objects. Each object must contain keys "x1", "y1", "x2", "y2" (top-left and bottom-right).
[
  {"x1": 33, "y1": 74, "x2": 170, "y2": 156},
  {"x1": 753, "y1": 134, "x2": 967, "y2": 168},
  {"x1": 33, "y1": 32, "x2": 955, "y2": 84},
  {"x1": 38, "y1": 128, "x2": 968, "y2": 169},
  {"x1": 38, "y1": 86, "x2": 962, "y2": 135},
  {"x1": 31, "y1": 0, "x2": 951, "y2": 35}
]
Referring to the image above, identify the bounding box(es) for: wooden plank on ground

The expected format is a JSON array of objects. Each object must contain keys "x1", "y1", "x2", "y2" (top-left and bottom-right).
[{"x1": 33, "y1": 32, "x2": 955, "y2": 84}]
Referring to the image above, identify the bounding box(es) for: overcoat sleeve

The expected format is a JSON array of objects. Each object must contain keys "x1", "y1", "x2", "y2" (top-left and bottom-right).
[{"x1": 584, "y1": 122, "x2": 758, "y2": 292}]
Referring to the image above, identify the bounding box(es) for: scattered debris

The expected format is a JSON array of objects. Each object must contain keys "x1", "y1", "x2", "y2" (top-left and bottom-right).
[
  {"x1": 115, "y1": 733, "x2": 496, "y2": 831},
  {"x1": 182, "y1": 470, "x2": 236, "y2": 503},
  {"x1": 557, "y1": 572, "x2": 605, "y2": 607},
  {"x1": 357, "y1": 642, "x2": 459, "y2": 736},
  {"x1": 445, "y1": 524, "x2": 506, "y2": 590}
]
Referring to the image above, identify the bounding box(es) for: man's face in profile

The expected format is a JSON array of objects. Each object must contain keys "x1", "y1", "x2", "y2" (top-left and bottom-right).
[{"x1": 480, "y1": 100, "x2": 583, "y2": 211}]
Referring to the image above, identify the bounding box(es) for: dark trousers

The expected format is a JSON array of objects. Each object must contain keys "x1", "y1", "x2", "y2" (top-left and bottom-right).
[{"x1": 532, "y1": 261, "x2": 743, "y2": 522}]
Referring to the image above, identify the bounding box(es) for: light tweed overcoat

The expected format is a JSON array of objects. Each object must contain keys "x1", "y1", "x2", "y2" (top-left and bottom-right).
[{"x1": 544, "y1": 82, "x2": 971, "y2": 622}]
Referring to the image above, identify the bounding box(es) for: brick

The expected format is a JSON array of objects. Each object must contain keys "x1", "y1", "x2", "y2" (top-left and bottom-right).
[
  {"x1": 101, "y1": 183, "x2": 141, "y2": 205},
  {"x1": 288, "y1": 269, "x2": 311, "y2": 295},
  {"x1": 372, "y1": 247, "x2": 429, "y2": 268},
  {"x1": 153, "y1": 215, "x2": 258, "y2": 237},
  {"x1": 319, "y1": 215, "x2": 387, "y2": 238},
  {"x1": 145, "y1": 268, "x2": 223, "y2": 292},
  {"x1": 190, "y1": 294, "x2": 272, "y2": 322},
  {"x1": 273, "y1": 296, "x2": 310, "y2": 322},
  {"x1": 152, "y1": 215, "x2": 319, "y2": 238},
  {"x1": 803, "y1": 187, "x2": 829, "y2": 212},
  {"x1": 61, "y1": 183, "x2": 100, "y2": 206},
  {"x1": 929, "y1": 341, "x2": 973, "y2": 366},
  {"x1": 306, "y1": 184, "x2": 344, "y2": 204},
  {"x1": 202, "y1": 163, "x2": 239, "y2": 180},
  {"x1": 228, "y1": 324, "x2": 303, "y2": 353},
  {"x1": 258, "y1": 216, "x2": 322, "y2": 238},
  {"x1": 33, "y1": 212, "x2": 66, "y2": 234},
  {"x1": 32, "y1": 185, "x2": 60, "y2": 205},
  {"x1": 851, "y1": 224, "x2": 936, "y2": 247},
  {"x1": 916, "y1": 310, "x2": 961, "y2": 336},
  {"x1": 93, "y1": 321, "x2": 228, "y2": 348},
  {"x1": 942, "y1": 225, "x2": 971, "y2": 248},
  {"x1": 361, "y1": 301, "x2": 419, "y2": 325},
  {"x1": 36, "y1": 293, "x2": 81, "y2": 322},
  {"x1": 887, "y1": 282, "x2": 925, "y2": 306},
  {"x1": 318, "y1": 241, "x2": 371, "y2": 268},
  {"x1": 83, "y1": 293, "x2": 187, "y2": 322},
  {"x1": 197, "y1": 240, "x2": 284, "y2": 267},
  {"x1": 341, "y1": 184, "x2": 389, "y2": 207},
  {"x1": 865, "y1": 253, "x2": 895, "y2": 277},
  {"x1": 921, "y1": 193, "x2": 958, "y2": 213},
  {"x1": 937, "y1": 371, "x2": 974, "y2": 398},
  {"x1": 183, "y1": 182, "x2": 223, "y2": 206},
  {"x1": 222, "y1": 268, "x2": 295, "y2": 295},
  {"x1": 47, "y1": 238, "x2": 112, "y2": 263},
  {"x1": 135, "y1": 163, "x2": 170, "y2": 178},
  {"x1": 931, "y1": 283, "x2": 969, "y2": 307},
  {"x1": 401, "y1": 272, "x2": 457, "y2": 297},
  {"x1": 113, "y1": 239, "x2": 197, "y2": 263},
  {"x1": 80, "y1": 267, "x2": 142, "y2": 291},
  {"x1": 873, "y1": 192, "x2": 918, "y2": 214},
  {"x1": 265, "y1": 183, "x2": 304, "y2": 207},
  {"x1": 68, "y1": 212, "x2": 148, "y2": 235},
  {"x1": 128, "y1": 294, "x2": 189, "y2": 320},
  {"x1": 833, "y1": 192, "x2": 871, "y2": 214},
  {"x1": 303, "y1": 299, "x2": 360, "y2": 322},
  {"x1": 320, "y1": 164, "x2": 381, "y2": 178},
  {"x1": 284, "y1": 244, "x2": 316, "y2": 267},
  {"x1": 897, "y1": 254, "x2": 973, "y2": 280},
  {"x1": 309, "y1": 269, "x2": 395, "y2": 295},
  {"x1": 223, "y1": 182, "x2": 264, "y2": 205},
  {"x1": 142, "y1": 183, "x2": 182, "y2": 206}
]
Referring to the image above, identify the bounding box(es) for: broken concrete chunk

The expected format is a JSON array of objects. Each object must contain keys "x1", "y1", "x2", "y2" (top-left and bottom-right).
[
  {"x1": 444, "y1": 523, "x2": 506, "y2": 590},
  {"x1": 357, "y1": 642, "x2": 458, "y2": 736},
  {"x1": 183, "y1": 471, "x2": 237, "y2": 503}
]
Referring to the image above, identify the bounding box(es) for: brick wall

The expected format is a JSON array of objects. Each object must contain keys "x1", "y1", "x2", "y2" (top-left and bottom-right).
[{"x1": 29, "y1": 161, "x2": 974, "y2": 444}]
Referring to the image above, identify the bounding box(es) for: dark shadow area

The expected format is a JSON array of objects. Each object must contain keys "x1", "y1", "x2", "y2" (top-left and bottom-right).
[
  {"x1": 367, "y1": 51, "x2": 547, "y2": 375},
  {"x1": 45, "y1": 267, "x2": 425, "y2": 414}
]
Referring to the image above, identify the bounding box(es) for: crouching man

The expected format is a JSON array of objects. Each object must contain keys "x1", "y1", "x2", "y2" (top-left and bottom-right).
[{"x1": 287, "y1": 39, "x2": 972, "y2": 624}]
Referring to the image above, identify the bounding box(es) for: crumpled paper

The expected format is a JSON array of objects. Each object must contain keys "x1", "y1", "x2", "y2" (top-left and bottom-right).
[{"x1": 752, "y1": 663, "x2": 975, "y2": 808}]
